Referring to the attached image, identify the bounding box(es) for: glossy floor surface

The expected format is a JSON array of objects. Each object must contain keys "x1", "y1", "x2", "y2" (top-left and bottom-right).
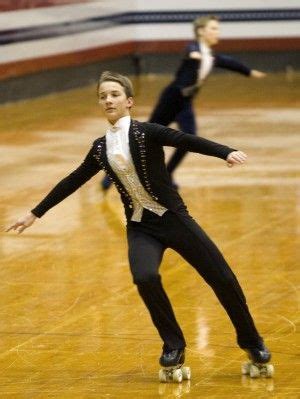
[{"x1": 0, "y1": 73, "x2": 299, "y2": 398}]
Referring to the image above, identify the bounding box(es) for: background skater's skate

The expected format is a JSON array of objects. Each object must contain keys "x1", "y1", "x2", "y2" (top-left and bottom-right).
[
  {"x1": 242, "y1": 343, "x2": 274, "y2": 378},
  {"x1": 158, "y1": 348, "x2": 191, "y2": 383}
]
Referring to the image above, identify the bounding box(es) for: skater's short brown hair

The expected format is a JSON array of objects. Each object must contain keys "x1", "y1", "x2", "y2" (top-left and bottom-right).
[
  {"x1": 97, "y1": 71, "x2": 134, "y2": 99},
  {"x1": 193, "y1": 15, "x2": 220, "y2": 37}
]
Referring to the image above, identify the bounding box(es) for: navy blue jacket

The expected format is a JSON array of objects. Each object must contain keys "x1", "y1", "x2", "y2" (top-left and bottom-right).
[{"x1": 174, "y1": 42, "x2": 251, "y2": 90}]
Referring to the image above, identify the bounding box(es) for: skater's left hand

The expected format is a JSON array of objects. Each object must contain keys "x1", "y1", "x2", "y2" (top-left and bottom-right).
[
  {"x1": 226, "y1": 151, "x2": 247, "y2": 167},
  {"x1": 250, "y1": 70, "x2": 266, "y2": 79}
]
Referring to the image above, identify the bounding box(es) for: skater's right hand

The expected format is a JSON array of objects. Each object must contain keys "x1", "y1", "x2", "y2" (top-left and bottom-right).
[
  {"x1": 5, "y1": 212, "x2": 37, "y2": 234},
  {"x1": 250, "y1": 70, "x2": 266, "y2": 79}
]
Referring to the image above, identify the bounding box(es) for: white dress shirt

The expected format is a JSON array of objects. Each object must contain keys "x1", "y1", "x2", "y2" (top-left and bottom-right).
[
  {"x1": 198, "y1": 41, "x2": 214, "y2": 82},
  {"x1": 106, "y1": 115, "x2": 167, "y2": 222}
]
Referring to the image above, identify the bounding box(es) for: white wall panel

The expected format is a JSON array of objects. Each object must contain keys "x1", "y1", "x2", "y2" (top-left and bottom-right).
[
  {"x1": 133, "y1": 21, "x2": 300, "y2": 40},
  {"x1": 136, "y1": 0, "x2": 300, "y2": 11},
  {"x1": 0, "y1": 1, "x2": 123, "y2": 29},
  {"x1": 0, "y1": 26, "x2": 133, "y2": 63}
]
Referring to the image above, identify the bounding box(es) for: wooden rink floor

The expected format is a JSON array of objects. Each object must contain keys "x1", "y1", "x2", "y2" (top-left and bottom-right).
[{"x1": 0, "y1": 73, "x2": 299, "y2": 398}]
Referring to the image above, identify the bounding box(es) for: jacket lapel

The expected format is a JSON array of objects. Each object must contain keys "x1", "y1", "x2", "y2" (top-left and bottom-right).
[
  {"x1": 129, "y1": 120, "x2": 157, "y2": 200},
  {"x1": 94, "y1": 137, "x2": 130, "y2": 199},
  {"x1": 128, "y1": 120, "x2": 141, "y2": 172}
]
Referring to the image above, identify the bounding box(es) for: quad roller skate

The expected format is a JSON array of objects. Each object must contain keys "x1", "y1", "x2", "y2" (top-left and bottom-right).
[
  {"x1": 242, "y1": 344, "x2": 274, "y2": 378},
  {"x1": 158, "y1": 348, "x2": 191, "y2": 383}
]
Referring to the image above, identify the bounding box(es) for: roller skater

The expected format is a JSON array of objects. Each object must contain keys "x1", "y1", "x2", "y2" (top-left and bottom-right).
[{"x1": 6, "y1": 71, "x2": 273, "y2": 383}]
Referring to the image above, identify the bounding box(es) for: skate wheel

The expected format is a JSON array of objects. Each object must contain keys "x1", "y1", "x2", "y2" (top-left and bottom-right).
[
  {"x1": 181, "y1": 366, "x2": 191, "y2": 380},
  {"x1": 172, "y1": 369, "x2": 183, "y2": 383},
  {"x1": 159, "y1": 369, "x2": 167, "y2": 383},
  {"x1": 265, "y1": 364, "x2": 274, "y2": 378},
  {"x1": 241, "y1": 362, "x2": 251, "y2": 375},
  {"x1": 249, "y1": 364, "x2": 260, "y2": 378}
]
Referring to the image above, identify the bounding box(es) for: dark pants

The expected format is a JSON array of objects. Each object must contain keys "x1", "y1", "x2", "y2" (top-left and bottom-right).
[
  {"x1": 127, "y1": 209, "x2": 262, "y2": 351},
  {"x1": 149, "y1": 85, "x2": 197, "y2": 174}
]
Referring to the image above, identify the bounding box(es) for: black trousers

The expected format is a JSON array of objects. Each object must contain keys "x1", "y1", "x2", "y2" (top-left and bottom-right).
[
  {"x1": 149, "y1": 85, "x2": 197, "y2": 175},
  {"x1": 127, "y1": 209, "x2": 262, "y2": 351}
]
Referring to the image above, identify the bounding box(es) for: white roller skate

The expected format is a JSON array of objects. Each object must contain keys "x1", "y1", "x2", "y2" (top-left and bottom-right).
[
  {"x1": 158, "y1": 348, "x2": 191, "y2": 383},
  {"x1": 242, "y1": 344, "x2": 274, "y2": 378}
]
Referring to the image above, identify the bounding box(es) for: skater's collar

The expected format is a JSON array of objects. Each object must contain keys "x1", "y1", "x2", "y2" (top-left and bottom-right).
[
  {"x1": 108, "y1": 115, "x2": 131, "y2": 132},
  {"x1": 199, "y1": 40, "x2": 212, "y2": 55}
]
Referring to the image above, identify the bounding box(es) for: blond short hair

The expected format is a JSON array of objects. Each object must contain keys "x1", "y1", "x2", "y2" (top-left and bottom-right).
[
  {"x1": 193, "y1": 15, "x2": 220, "y2": 37},
  {"x1": 97, "y1": 71, "x2": 134, "y2": 98}
]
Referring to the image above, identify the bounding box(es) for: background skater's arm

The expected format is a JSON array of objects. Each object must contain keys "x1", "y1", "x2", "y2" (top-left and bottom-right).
[
  {"x1": 5, "y1": 144, "x2": 101, "y2": 233},
  {"x1": 215, "y1": 54, "x2": 266, "y2": 78}
]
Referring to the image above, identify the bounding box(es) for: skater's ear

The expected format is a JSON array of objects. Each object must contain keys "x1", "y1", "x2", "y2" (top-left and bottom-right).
[{"x1": 126, "y1": 96, "x2": 134, "y2": 110}]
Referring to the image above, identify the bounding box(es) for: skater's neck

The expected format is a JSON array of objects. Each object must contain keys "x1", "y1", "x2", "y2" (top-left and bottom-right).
[{"x1": 199, "y1": 39, "x2": 212, "y2": 52}]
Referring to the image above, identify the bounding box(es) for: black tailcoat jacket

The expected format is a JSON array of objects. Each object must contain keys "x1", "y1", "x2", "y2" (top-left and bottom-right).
[
  {"x1": 174, "y1": 41, "x2": 251, "y2": 92},
  {"x1": 31, "y1": 120, "x2": 235, "y2": 220}
]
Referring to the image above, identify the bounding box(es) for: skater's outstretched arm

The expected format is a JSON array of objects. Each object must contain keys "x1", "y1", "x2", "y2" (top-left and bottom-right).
[
  {"x1": 215, "y1": 54, "x2": 266, "y2": 78},
  {"x1": 5, "y1": 141, "x2": 102, "y2": 232},
  {"x1": 181, "y1": 41, "x2": 266, "y2": 79},
  {"x1": 146, "y1": 123, "x2": 239, "y2": 161}
]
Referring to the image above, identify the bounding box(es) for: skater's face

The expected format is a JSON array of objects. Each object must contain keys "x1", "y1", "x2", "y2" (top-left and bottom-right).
[
  {"x1": 98, "y1": 81, "x2": 133, "y2": 124},
  {"x1": 198, "y1": 20, "x2": 220, "y2": 46}
]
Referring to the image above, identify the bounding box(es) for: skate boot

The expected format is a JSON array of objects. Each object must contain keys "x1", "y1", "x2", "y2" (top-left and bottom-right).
[
  {"x1": 242, "y1": 343, "x2": 274, "y2": 378},
  {"x1": 158, "y1": 348, "x2": 191, "y2": 383},
  {"x1": 100, "y1": 174, "x2": 112, "y2": 192}
]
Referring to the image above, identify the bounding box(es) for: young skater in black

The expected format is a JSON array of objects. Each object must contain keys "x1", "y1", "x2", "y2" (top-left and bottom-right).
[
  {"x1": 7, "y1": 71, "x2": 272, "y2": 381},
  {"x1": 100, "y1": 15, "x2": 266, "y2": 190}
]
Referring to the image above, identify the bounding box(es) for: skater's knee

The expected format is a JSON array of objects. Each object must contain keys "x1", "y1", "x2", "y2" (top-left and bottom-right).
[
  {"x1": 222, "y1": 272, "x2": 238, "y2": 286},
  {"x1": 212, "y1": 271, "x2": 246, "y2": 301},
  {"x1": 133, "y1": 273, "x2": 161, "y2": 286},
  {"x1": 211, "y1": 270, "x2": 240, "y2": 291}
]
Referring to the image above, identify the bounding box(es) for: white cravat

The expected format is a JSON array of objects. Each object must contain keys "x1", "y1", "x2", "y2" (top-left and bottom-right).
[
  {"x1": 106, "y1": 116, "x2": 167, "y2": 222},
  {"x1": 198, "y1": 41, "x2": 214, "y2": 82}
]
